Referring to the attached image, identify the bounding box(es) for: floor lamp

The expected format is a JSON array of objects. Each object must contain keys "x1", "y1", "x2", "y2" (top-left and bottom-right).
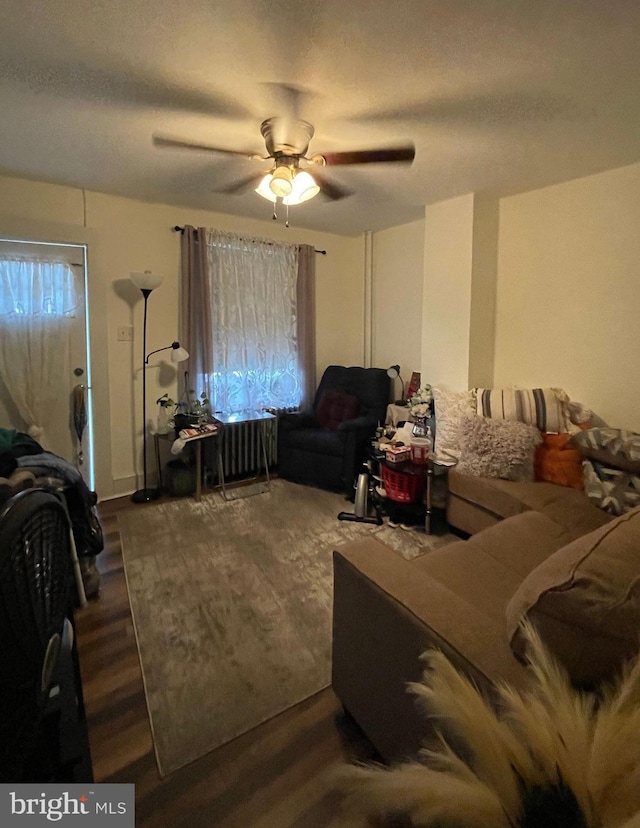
[{"x1": 130, "y1": 270, "x2": 189, "y2": 503}]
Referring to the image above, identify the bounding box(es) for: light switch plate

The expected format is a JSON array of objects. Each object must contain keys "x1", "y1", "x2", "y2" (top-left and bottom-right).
[{"x1": 117, "y1": 325, "x2": 134, "y2": 341}]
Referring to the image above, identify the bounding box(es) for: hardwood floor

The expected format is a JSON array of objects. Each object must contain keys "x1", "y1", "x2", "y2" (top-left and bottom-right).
[{"x1": 74, "y1": 495, "x2": 379, "y2": 827}]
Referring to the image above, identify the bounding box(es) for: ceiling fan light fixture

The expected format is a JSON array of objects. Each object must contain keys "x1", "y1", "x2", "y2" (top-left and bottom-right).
[
  {"x1": 255, "y1": 168, "x2": 319, "y2": 206},
  {"x1": 286, "y1": 170, "x2": 320, "y2": 205},
  {"x1": 269, "y1": 165, "x2": 293, "y2": 197},
  {"x1": 255, "y1": 173, "x2": 277, "y2": 202}
]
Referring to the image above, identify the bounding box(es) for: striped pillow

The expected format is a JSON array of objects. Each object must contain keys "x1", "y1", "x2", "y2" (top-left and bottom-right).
[{"x1": 475, "y1": 387, "x2": 568, "y2": 434}]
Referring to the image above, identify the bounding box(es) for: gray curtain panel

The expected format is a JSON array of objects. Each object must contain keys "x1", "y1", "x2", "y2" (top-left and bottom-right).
[
  {"x1": 180, "y1": 226, "x2": 213, "y2": 402},
  {"x1": 296, "y1": 243, "x2": 316, "y2": 412}
]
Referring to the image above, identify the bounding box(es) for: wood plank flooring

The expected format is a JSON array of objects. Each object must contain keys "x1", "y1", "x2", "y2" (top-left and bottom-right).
[{"x1": 74, "y1": 495, "x2": 379, "y2": 827}]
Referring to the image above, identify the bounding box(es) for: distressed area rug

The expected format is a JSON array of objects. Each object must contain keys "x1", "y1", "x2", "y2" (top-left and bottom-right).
[{"x1": 118, "y1": 479, "x2": 456, "y2": 776}]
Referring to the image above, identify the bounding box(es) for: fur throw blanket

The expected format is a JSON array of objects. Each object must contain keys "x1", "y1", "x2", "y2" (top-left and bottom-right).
[{"x1": 456, "y1": 415, "x2": 542, "y2": 481}]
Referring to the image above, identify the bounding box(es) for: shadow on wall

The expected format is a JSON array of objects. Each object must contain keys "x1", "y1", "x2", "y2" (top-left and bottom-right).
[
  {"x1": 112, "y1": 278, "x2": 145, "y2": 479},
  {"x1": 112, "y1": 278, "x2": 142, "y2": 308}
]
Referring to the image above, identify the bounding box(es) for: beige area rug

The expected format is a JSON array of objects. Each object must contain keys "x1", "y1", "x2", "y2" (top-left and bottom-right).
[{"x1": 118, "y1": 479, "x2": 456, "y2": 776}]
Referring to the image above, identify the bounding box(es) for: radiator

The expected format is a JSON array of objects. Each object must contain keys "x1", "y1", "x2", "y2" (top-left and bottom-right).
[{"x1": 213, "y1": 416, "x2": 279, "y2": 480}]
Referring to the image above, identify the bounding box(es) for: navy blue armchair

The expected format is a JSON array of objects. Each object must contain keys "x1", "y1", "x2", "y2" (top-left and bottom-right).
[{"x1": 277, "y1": 365, "x2": 391, "y2": 494}]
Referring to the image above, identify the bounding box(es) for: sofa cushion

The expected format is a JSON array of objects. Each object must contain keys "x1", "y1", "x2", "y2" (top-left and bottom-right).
[
  {"x1": 506, "y1": 506, "x2": 640, "y2": 686},
  {"x1": 448, "y1": 470, "x2": 611, "y2": 538},
  {"x1": 456, "y1": 415, "x2": 541, "y2": 482},
  {"x1": 534, "y1": 432, "x2": 584, "y2": 490},
  {"x1": 316, "y1": 388, "x2": 360, "y2": 430},
  {"x1": 413, "y1": 511, "x2": 573, "y2": 620},
  {"x1": 475, "y1": 386, "x2": 569, "y2": 434}
]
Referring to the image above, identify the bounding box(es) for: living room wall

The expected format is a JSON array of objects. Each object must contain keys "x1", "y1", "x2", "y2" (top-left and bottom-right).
[
  {"x1": 373, "y1": 160, "x2": 640, "y2": 436},
  {"x1": 420, "y1": 194, "x2": 475, "y2": 390},
  {"x1": 495, "y1": 160, "x2": 640, "y2": 431},
  {"x1": 371, "y1": 219, "x2": 425, "y2": 401},
  {"x1": 370, "y1": 197, "x2": 497, "y2": 397},
  {"x1": 0, "y1": 174, "x2": 365, "y2": 498}
]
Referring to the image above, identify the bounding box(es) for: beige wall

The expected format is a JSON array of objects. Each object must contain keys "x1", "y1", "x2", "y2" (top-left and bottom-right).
[
  {"x1": 371, "y1": 219, "x2": 424, "y2": 400},
  {"x1": 421, "y1": 194, "x2": 475, "y2": 390},
  {"x1": 468, "y1": 196, "x2": 498, "y2": 389},
  {"x1": 418, "y1": 193, "x2": 498, "y2": 392},
  {"x1": 495, "y1": 161, "x2": 640, "y2": 430},
  {"x1": 0, "y1": 175, "x2": 365, "y2": 498}
]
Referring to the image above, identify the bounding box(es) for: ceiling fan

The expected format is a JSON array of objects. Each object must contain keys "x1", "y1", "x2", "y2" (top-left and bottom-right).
[{"x1": 153, "y1": 116, "x2": 415, "y2": 211}]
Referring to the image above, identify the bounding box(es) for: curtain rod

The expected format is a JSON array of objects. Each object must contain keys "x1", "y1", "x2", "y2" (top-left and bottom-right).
[{"x1": 172, "y1": 225, "x2": 326, "y2": 255}]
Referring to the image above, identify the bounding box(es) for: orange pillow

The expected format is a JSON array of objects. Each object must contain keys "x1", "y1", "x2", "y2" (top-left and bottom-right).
[{"x1": 534, "y1": 432, "x2": 584, "y2": 490}]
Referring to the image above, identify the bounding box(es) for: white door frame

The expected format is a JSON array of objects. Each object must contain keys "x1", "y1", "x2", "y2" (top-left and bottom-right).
[{"x1": 0, "y1": 238, "x2": 95, "y2": 487}]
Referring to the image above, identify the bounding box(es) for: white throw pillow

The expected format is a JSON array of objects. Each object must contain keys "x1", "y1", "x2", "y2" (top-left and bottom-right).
[{"x1": 432, "y1": 388, "x2": 477, "y2": 463}]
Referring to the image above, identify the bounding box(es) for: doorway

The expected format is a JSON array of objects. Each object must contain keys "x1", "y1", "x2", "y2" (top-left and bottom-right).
[{"x1": 0, "y1": 239, "x2": 94, "y2": 488}]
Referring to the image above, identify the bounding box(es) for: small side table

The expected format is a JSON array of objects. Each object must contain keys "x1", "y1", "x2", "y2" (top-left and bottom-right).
[
  {"x1": 376, "y1": 450, "x2": 454, "y2": 534},
  {"x1": 154, "y1": 431, "x2": 173, "y2": 493},
  {"x1": 214, "y1": 409, "x2": 276, "y2": 500},
  {"x1": 425, "y1": 457, "x2": 455, "y2": 534},
  {"x1": 188, "y1": 429, "x2": 219, "y2": 502},
  {"x1": 154, "y1": 427, "x2": 219, "y2": 503}
]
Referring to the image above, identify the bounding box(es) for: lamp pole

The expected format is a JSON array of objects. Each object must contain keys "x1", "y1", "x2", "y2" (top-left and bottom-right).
[
  {"x1": 130, "y1": 271, "x2": 189, "y2": 503},
  {"x1": 130, "y1": 270, "x2": 163, "y2": 503},
  {"x1": 132, "y1": 287, "x2": 158, "y2": 503}
]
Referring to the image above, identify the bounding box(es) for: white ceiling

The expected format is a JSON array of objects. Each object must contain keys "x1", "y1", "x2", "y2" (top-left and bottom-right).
[{"x1": 1, "y1": 0, "x2": 639, "y2": 236}]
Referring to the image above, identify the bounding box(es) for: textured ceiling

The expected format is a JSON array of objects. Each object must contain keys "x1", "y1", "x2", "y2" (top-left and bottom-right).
[{"x1": 1, "y1": 0, "x2": 639, "y2": 235}]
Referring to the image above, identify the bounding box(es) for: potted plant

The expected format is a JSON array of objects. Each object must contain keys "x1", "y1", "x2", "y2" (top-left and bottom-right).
[
  {"x1": 173, "y1": 375, "x2": 211, "y2": 432},
  {"x1": 155, "y1": 393, "x2": 176, "y2": 434}
]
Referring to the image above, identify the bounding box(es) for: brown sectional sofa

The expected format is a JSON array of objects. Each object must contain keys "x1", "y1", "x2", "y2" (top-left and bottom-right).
[
  {"x1": 446, "y1": 469, "x2": 611, "y2": 537},
  {"x1": 331, "y1": 472, "x2": 639, "y2": 763}
]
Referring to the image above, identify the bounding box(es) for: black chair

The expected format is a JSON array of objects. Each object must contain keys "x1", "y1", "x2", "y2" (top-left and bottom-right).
[
  {"x1": 277, "y1": 365, "x2": 391, "y2": 494},
  {"x1": 0, "y1": 487, "x2": 92, "y2": 782}
]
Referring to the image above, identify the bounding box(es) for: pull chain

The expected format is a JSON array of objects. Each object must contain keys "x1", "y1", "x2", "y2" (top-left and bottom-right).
[{"x1": 268, "y1": 197, "x2": 292, "y2": 226}]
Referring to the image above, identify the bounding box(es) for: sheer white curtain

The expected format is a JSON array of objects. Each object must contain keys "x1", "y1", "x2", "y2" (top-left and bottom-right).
[
  {"x1": 202, "y1": 229, "x2": 300, "y2": 412},
  {"x1": 0, "y1": 257, "x2": 76, "y2": 446}
]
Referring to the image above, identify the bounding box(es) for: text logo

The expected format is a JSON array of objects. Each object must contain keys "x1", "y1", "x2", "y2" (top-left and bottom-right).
[{"x1": 1, "y1": 785, "x2": 134, "y2": 826}]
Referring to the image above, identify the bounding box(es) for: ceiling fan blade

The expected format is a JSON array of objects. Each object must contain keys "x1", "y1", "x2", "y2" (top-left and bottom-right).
[
  {"x1": 215, "y1": 172, "x2": 267, "y2": 195},
  {"x1": 348, "y1": 90, "x2": 573, "y2": 127},
  {"x1": 153, "y1": 134, "x2": 261, "y2": 159},
  {"x1": 0, "y1": 54, "x2": 254, "y2": 119},
  {"x1": 318, "y1": 144, "x2": 415, "y2": 166},
  {"x1": 312, "y1": 171, "x2": 354, "y2": 201}
]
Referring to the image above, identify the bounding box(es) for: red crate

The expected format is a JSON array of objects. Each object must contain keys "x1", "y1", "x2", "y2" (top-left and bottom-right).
[{"x1": 381, "y1": 464, "x2": 424, "y2": 504}]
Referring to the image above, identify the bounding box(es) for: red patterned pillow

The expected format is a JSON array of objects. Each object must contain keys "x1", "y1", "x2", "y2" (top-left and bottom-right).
[{"x1": 316, "y1": 389, "x2": 361, "y2": 430}]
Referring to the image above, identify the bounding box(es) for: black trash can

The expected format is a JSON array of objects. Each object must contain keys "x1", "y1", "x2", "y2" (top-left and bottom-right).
[{"x1": 165, "y1": 459, "x2": 196, "y2": 497}]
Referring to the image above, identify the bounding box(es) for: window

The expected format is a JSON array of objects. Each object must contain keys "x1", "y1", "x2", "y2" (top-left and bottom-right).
[
  {"x1": 0, "y1": 257, "x2": 77, "y2": 320},
  {"x1": 202, "y1": 230, "x2": 300, "y2": 411}
]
